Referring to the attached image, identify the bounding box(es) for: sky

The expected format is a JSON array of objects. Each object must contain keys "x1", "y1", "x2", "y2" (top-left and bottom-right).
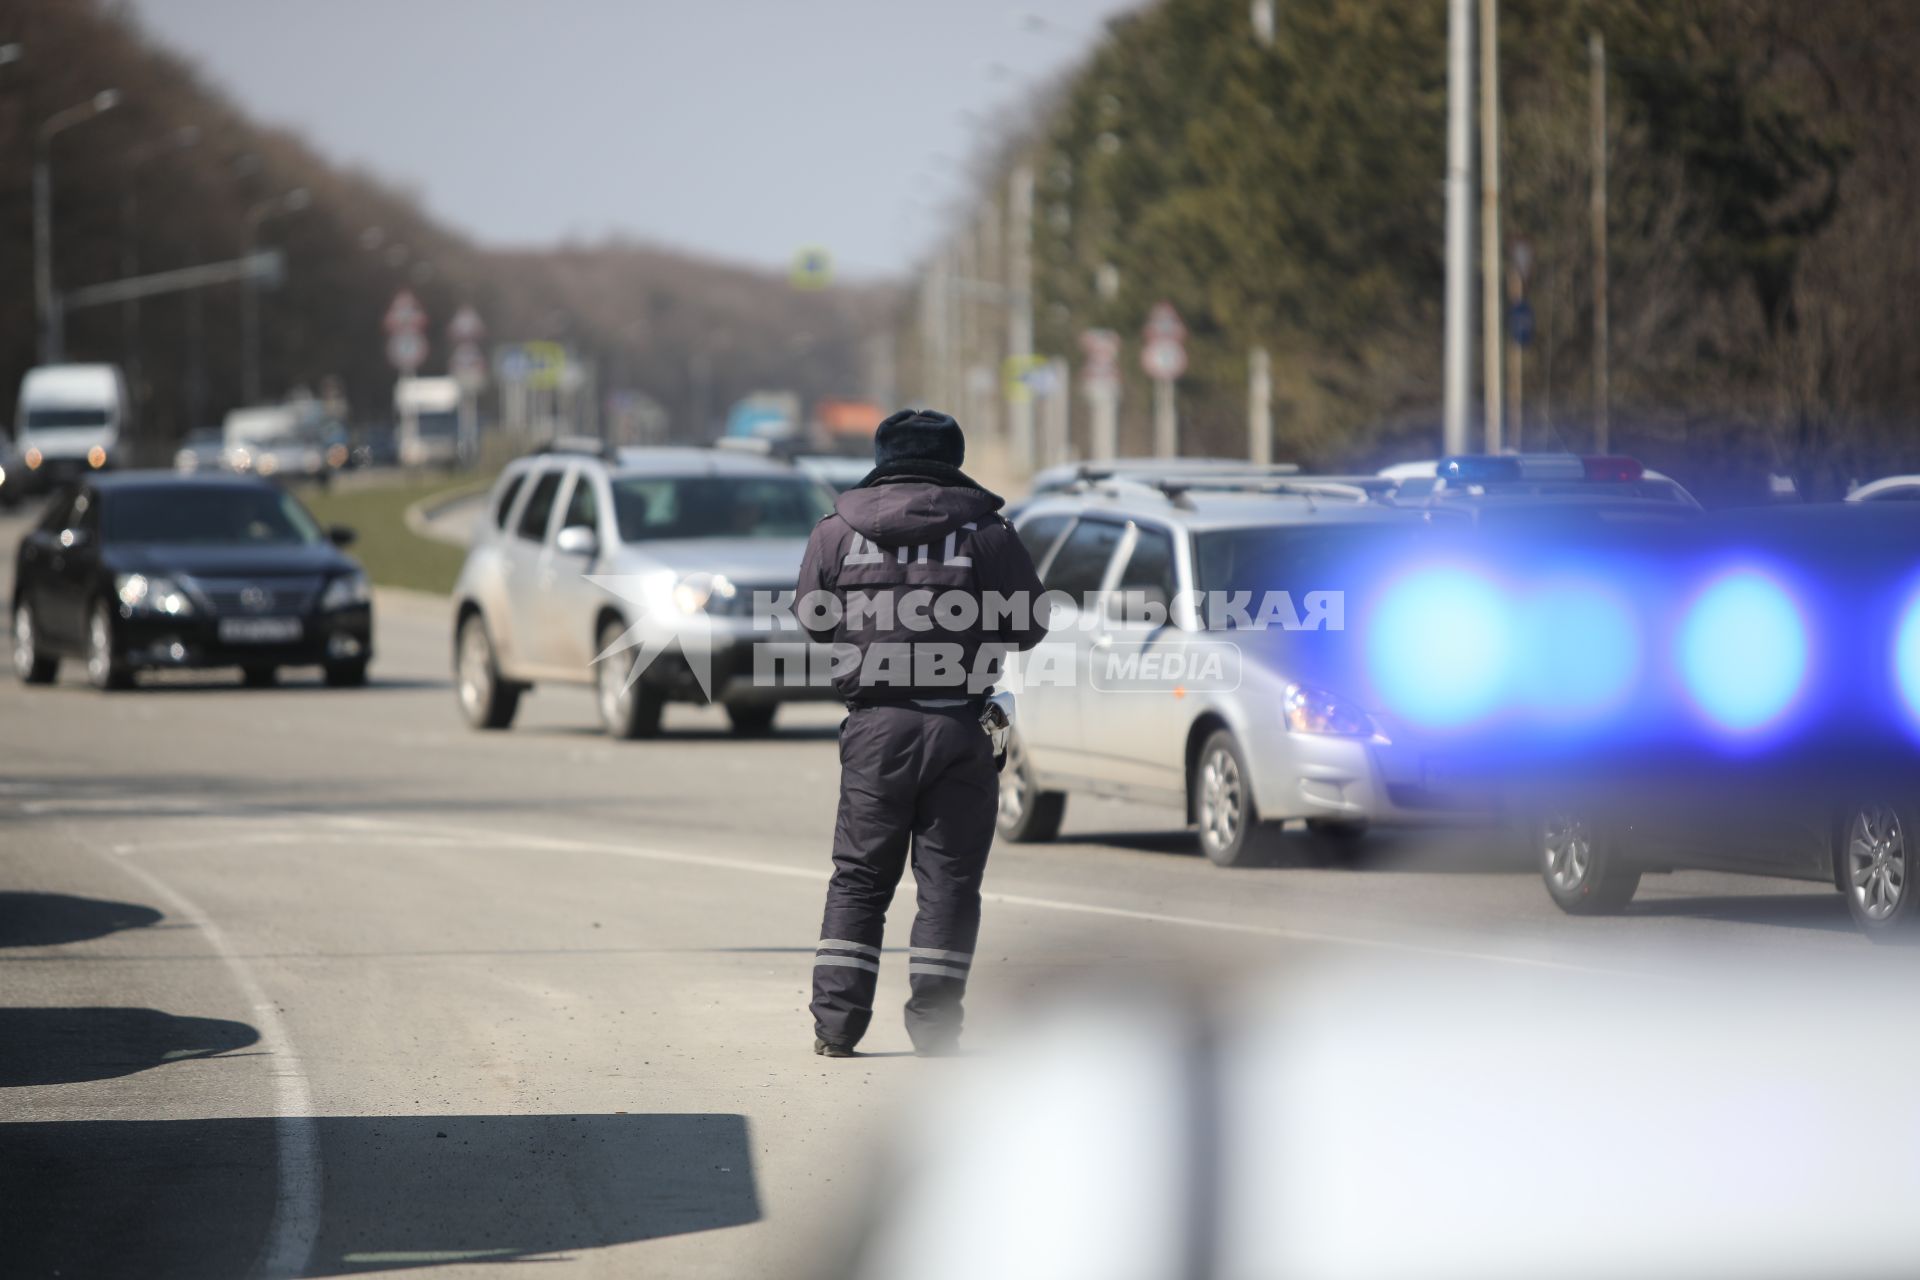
[{"x1": 125, "y1": 0, "x2": 1142, "y2": 280}]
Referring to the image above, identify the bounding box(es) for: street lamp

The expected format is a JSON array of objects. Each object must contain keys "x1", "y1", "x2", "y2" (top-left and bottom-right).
[
  {"x1": 36, "y1": 89, "x2": 122, "y2": 363},
  {"x1": 121, "y1": 126, "x2": 201, "y2": 407},
  {"x1": 240, "y1": 187, "x2": 310, "y2": 404}
]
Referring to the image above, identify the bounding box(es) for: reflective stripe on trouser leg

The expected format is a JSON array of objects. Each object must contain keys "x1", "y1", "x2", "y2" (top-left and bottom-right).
[
  {"x1": 903, "y1": 712, "x2": 998, "y2": 1050},
  {"x1": 810, "y1": 709, "x2": 915, "y2": 1050}
]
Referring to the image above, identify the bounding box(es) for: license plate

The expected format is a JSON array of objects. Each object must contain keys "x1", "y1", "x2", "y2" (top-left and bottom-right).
[{"x1": 219, "y1": 617, "x2": 302, "y2": 644}]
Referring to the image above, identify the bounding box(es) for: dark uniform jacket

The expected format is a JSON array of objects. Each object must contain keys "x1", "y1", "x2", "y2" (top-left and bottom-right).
[{"x1": 794, "y1": 469, "x2": 1048, "y2": 706}]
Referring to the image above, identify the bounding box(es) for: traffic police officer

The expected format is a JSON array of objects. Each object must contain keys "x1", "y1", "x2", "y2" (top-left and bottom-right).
[{"x1": 795, "y1": 409, "x2": 1048, "y2": 1057}]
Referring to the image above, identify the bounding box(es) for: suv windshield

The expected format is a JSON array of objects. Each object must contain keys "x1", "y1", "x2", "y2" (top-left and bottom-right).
[
  {"x1": 25, "y1": 408, "x2": 110, "y2": 430},
  {"x1": 611, "y1": 475, "x2": 832, "y2": 542},
  {"x1": 102, "y1": 485, "x2": 323, "y2": 546}
]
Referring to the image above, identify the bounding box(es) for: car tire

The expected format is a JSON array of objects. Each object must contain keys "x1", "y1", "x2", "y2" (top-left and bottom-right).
[
  {"x1": 997, "y1": 731, "x2": 1066, "y2": 843},
  {"x1": 456, "y1": 612, "x2": 521, "y2": 730},
  {"x1": 1303, "y1": 819, "x2": 1368, "y2": 866},
  {"x1": 324, "y1": 659, "x2": 369, "y2": 688},
  {"x1": 1838, "y1": 801, "x2": 1920, "y2": 941},
  {"x1": 596, "y1": 617, "x2": 664, "y2": 740},
  {"x1": 242, "y1": 665, "x2": 278, "y2": 688},
  {"x1": 1193, "y1": 729, "x2": 1277, "y2": 868},
  {"x1": 726, "y1": 703, "x2": 777, "y2": 736},
  {"x1": 85, "y1": 601, "x2": 131, "y2": 691},
  {"x1": 1539, "y1": 811, "x2": 1640, "y2": 914},
  {"x1": 11, "y1": 601, "x2": 58, "y2": 685}
]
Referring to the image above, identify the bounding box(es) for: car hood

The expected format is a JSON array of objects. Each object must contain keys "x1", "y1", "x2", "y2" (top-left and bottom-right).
[
  {"x1": 105, "y1": 542, "x2": 356, "y2": 579},
  {"x1": 605, "y1": 536, "x2": 808, "y2": 585}
]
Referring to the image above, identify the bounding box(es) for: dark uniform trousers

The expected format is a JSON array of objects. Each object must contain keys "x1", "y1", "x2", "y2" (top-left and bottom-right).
[{"x1": 811, "y1": 702, "x2": 998, "y2": 1052}]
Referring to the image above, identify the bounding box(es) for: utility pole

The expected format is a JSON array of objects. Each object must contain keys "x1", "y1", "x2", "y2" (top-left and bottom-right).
[
  {"x1": 1248, "y1": 347, "x2": 1273, "y2": 465},
  {"x1": 1589, "y1": 31, "x2": 1610, "y2": 453},
  {"x1": 1442, "y1": 0, "x2": 1474, "y2": 456},
  {"x1": 1479, "y1": 0, "x2": 1503, "y2": 453},
  {"x1": 35, "y1": 90, "x2": 122, "y2": 363},
  {"x1": 1006, "y1": 162, "x2": 1036, "y2": 471}
]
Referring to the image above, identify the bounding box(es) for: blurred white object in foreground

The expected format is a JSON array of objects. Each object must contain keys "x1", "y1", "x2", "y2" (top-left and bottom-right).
[{"x1": 847, "y1": 960, "x2": 1920, "y2": 1280}]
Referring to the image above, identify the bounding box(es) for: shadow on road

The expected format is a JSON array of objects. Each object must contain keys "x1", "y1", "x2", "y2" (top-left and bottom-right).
[
  {"x1": 0, "y1": 891, "x2": 162, "y2": 948},
  {"x1": 0, "y1": 1113, "x2": 761, "y2": 1278},
  {"x1": 1626, "y1": 891, "x2": 1856, "y2": 934},
  {"x1": 0, "y1": 1006, "x2": 260, "y2": 1087},
  {"x1": 122, "y1": 674, "x2": 448, "y2": 694}
]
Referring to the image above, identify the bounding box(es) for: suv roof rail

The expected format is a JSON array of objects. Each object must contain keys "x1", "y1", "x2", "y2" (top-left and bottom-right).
[
  {"x1": 1069, "y1": 460, "x2": 1302, "y2": 484},
  {"x1": 1153, "y1": 474, "x2": 1400, "y2": 506}
]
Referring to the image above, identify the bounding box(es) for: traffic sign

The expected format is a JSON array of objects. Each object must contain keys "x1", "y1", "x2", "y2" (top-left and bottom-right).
[
  {"x1": 1080, "y1": 328, "x2": 1121, "y2": 394},
  {"x1": 790, "y1": 247, "x2": 833, "y2": 291},
  {"x1": 383, "y1": 289, "x2": 426, "y2": 336},
  {"x1": 1141, "y1": 303, "x2": 1187, "y2": 382},
  {"x1": 387, "y1": 328, "x2": 427, "y2": 374},
  {"x1": 1002, "y1": 354, "x2": 1051, "y2": 403},
  {"x1": 448, "y1": 305, "x2": 485, "y2": 345},
  {"x1": 1144, "y1": 301, "x2": 1187, "y2": 343}
]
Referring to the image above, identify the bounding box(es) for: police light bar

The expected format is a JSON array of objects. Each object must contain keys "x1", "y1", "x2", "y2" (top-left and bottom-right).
[{"x1": 1435, "y1": 453, "x2": 1645, "y2": 485}]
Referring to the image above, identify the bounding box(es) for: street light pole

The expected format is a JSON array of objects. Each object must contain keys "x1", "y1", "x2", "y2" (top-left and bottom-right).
[
  {"x1": 1442, "y1": 0, "x2": 1474, "y2": 456},
  {"x1": 35, "y1": 89, "x2": 122, "y2": 363},
  {"x1": 122, "y1": 126, "x2": 201, "y2": 418},
  {"x1": 240, "y1": 187, "x2": 310, "y2": 405}
]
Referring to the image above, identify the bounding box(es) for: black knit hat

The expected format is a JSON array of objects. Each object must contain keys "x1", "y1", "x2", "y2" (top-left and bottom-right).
[{"x1": 873, "y1": 409, "x2": 965, "y2": 469}]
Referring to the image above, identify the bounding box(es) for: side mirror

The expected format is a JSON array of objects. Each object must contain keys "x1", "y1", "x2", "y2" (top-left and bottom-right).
[
  {"x1": 554, "y1": 524, "x2": 599, "y2": 558},
  {"x1": 327, "y1": 524, "x2": 357, "y2": 547}
]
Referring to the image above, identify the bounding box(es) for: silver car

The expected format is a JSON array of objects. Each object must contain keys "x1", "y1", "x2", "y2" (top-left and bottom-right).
[
  {"x1": 450, "y1": 444, "x2": 839, "y2": 738},
  {"x1": 999, "y1": 476, "x2": 1461, "y2": 867}
]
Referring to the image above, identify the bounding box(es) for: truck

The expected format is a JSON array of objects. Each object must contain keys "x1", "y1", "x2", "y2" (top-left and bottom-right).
[
  {"x1": 2, "y1": 364, "x2": 129, "y2": 505},
  {"x1": 395, "y1": 376, "x2": 463, "y2": 468}
]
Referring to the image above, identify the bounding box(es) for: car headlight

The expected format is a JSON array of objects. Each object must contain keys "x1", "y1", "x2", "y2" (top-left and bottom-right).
[
  {"x1": 1283, "y1": 682, "x2": 1375, "y2": 737},
  {"x1": 24, "y1": 447, "x2": 42, "y2": 470},
  {"x1": 87, "y1": 445, "x2": 107, "y2": 469},
  {"x1": 0, "y1": 464, "x2": 7, "y2": 487},
  {"x1": 320, "y1": 572, "x2": 371, "y2": 610},
  {"x1": 116, "y1": 573, "x2": 194, "y2": 616},
  {"x1": 670, "y1": 571, "x2": 736, "y2": 615}
]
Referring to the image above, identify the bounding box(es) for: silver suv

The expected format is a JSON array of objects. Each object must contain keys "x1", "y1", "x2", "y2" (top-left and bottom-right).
[
  {"x1": 450, "y1": 445, "x2": 838, "y2": 737},
  {"x1": 999, "y1": 474, "x2": 1463, "y2": 866}
]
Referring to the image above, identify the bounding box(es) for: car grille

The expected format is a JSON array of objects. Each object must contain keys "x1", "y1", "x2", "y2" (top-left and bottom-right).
[{"x1": 192, "y1": 575, "x2": 324, "y2": 616}]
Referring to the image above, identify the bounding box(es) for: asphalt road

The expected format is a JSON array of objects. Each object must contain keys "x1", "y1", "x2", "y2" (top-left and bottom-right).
[{"x1": 0, "y1": 505, "x2": 1898, "y2": 1278}]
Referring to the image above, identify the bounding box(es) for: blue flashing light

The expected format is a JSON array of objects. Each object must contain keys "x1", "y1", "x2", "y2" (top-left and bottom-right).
[
  {"x1": 1366, "y1": 565, "x2": 1512, "y2": 728},
  {"x1": 1679, "y1": 570, "x2": 1807, "y2": 734},
  {"x1": 1516, "y1": 580, "x2": 1641, "y2": 722},
  {"x1": 1436, "y1": 455, "x2": 1523, "y2": 484},
  {"x1": 1895, "y1": 592, "x2": 1920, "y2": 729}
]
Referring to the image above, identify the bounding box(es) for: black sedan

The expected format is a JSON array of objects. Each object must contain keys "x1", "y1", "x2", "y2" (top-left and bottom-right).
[{"x1": 10, "y1": 471, "x2": 372, "y2": 690}]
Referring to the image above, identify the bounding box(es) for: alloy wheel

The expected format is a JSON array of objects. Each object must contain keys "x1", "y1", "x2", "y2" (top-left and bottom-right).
[
  {"x1": 1543, "y1": 814, "x2": 1592, "y2": 893},
  {"x1": 597, "y1": 641, "x2": 632, "y2": 730},
  {"x1": 1848, "y1": 805, "x2": 1906, "y2": 922},
  {"x1": 1199, "y1": 746, "x2": 1243, "y2": 852},
  {"x1": 458, "y1": 621, "x2": 493, "y2": 719}
]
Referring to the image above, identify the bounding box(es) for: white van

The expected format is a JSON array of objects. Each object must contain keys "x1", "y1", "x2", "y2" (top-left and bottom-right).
[
  {"x1": 395, "y1": 376, "x2": 462, "y2": 467},
  {"x1": 8, "y1": 364, "x2": 128, "y2": 497}
]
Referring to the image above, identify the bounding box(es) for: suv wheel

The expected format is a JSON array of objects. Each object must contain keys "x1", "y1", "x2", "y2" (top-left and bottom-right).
[
  {"x1": 997, "y1": 732, "x2": 1065, "y2": 843},
  {"x1": 456, "y1": 612, "x2": 521, "y2": 730},
  {"x1": 1842, "y1": 801, "x2": 1920, "y2": 940},
  {"x1": 86, "y1": 601, "x2": 131, "y2": 691},
  {"x1": 1194, "y1": 729, "x2": 1276, "y2": 867},
  {"x1": 1540, "y1": 812, "x2": 1640, "y2": 914},
  {"x1": 12, "y1": 602, "x2": 57, "y2": 684},
  {"x1": 596, "y1": 617, "x2": 664, "y2": 739}
]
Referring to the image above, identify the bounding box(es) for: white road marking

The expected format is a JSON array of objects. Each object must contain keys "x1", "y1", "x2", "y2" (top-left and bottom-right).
[{"x1": 64, "y1": 828, "x2": 323, "y2": 1280}]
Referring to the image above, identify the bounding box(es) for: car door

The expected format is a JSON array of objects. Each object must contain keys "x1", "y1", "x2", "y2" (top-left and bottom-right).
[
  {"x1": 500, "y1": 465, "x2": 565, "y2": 673},
  {"x1": 538, "y1": 466, "x2": 611, "y2": 675},
  {"x1": 1014, "y1": 514, "x2": 1127, "y2": 779},
  {"x1": 1079, "y1": 519, "x2": 1190, "y2": 797}
]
